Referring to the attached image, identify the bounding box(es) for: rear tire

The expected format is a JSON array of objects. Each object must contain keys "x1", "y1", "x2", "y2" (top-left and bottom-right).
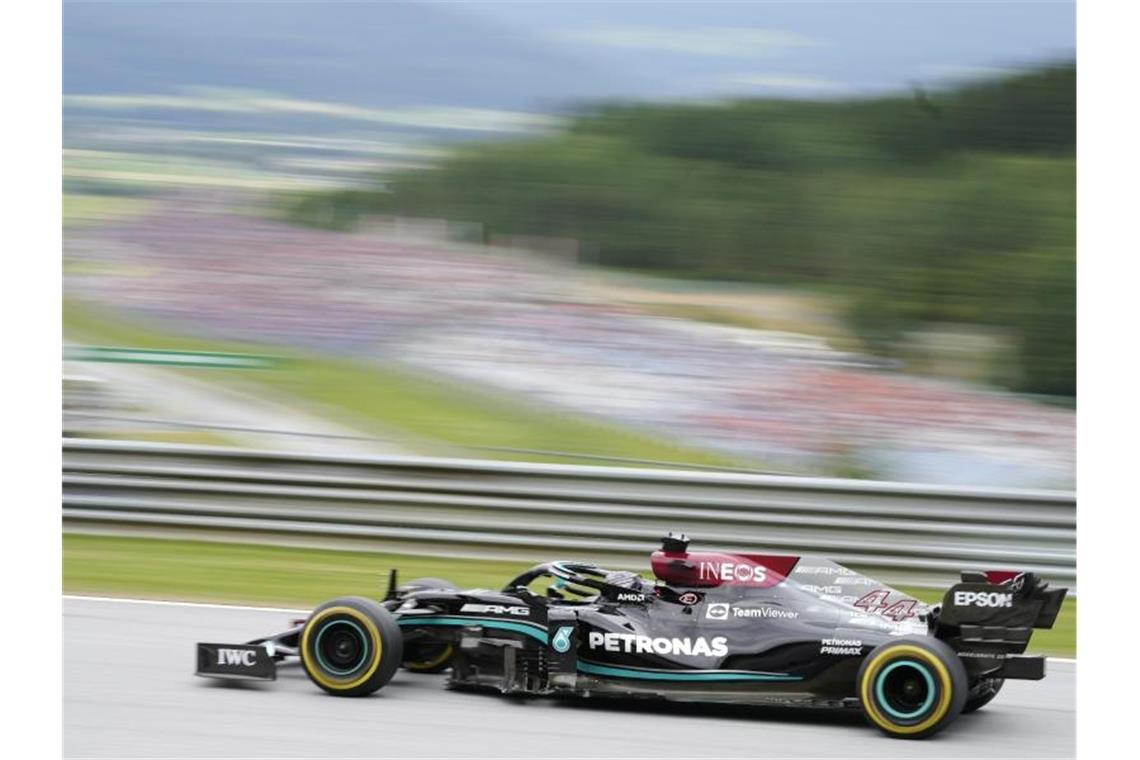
[
  {"x1": 402, "y1": 641, "x2": 455, "y2": 673},
  {"x1": 398, "y1": 578, "x2": 458, "y2": 672},
  {"x1": 963, "y1": 678, "x2": 1004, "y2": 713},
  {"x1": 300, "y1": 596, "x2": 403, "y2": 697},
  {"x1": 857, "y1": 636, "x2": 968, "y2": 739}
]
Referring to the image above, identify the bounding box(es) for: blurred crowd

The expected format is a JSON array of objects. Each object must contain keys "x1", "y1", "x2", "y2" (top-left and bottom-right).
[{"x1": 66, "y1": 192, "x2": 1074, "y2": 487}]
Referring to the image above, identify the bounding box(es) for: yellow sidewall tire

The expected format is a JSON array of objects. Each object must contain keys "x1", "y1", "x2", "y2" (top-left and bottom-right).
[
  {"x1": 857, "y1": 636, "x2": 967, "y2": 739},
  {"x1": 301, "y1": 596, "x2": 403, "y2": 697},
  {"x1": 403, "y1": 643, "x2": 455, "y2": 673}
]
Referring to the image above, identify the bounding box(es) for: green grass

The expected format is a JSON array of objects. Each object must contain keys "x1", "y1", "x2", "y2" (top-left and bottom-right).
[
  {"x1": 99, "y1": 429, "x2": 238, "y2": 446},
  {"x1": 63, "y1": 534, "x2": 1074, "y2": 657},
  {"x1": 63, "y1": 193, "x2": 153, "y2": 227},
  {"x1": 63, "y1": 534, "x2": 533, "y2": 607},
  {"x1": 64, "y1": 150, "x2": 283, "y2": 191},
  {"x1": 62, "y1": 300, "x2": 748, "y2": 468}
]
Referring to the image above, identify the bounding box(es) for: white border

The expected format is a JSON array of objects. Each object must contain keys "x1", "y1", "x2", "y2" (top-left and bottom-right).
[
  {"x1": 5, "y1": 0, "x2": 61, "y2": 756},
  {"x1": 1079, "y1": 0, "x2": 1138, "y2": 755}
]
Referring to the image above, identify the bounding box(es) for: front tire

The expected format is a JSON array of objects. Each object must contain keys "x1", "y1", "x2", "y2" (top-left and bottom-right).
[
  {"x1": 300, "y1": 596, "x2": 403, "y2": 697},
  {"x1": 857, "y1": 636, "x2": 967, "y2": 739}
]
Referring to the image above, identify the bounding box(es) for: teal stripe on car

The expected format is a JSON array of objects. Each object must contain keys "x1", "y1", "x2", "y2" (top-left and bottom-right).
[
  {"x1": 397, "y1": 616, "x2": 549, "y2": 644},
  {"x1": 576, "y1": 659, "x2": 802, "y2": 682}
]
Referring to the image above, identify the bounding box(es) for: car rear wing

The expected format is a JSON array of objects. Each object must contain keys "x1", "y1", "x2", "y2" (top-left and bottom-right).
[{"x1": 936, "y1": 571, "x2": 1068, "y2": 656}]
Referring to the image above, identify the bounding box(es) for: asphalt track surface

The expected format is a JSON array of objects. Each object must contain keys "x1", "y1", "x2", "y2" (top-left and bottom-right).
[{"x1": 64, "y1": 596, "x2": 1075, "y2": 759}]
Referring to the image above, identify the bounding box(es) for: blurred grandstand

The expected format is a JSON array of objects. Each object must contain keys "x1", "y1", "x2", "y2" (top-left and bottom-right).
[{"x1": 64, "y1": 190, "x2": 1073, "y2": 487}]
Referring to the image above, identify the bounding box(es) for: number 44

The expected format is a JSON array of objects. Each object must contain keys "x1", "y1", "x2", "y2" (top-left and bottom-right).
[{"x1": 853, "y1": 590, "x2": 917, "y2": 621}]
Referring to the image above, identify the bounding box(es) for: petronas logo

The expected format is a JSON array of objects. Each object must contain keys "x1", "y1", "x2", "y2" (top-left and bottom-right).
[{"x1": 552, "y1": 626, "x2": 574, "y2": 653}]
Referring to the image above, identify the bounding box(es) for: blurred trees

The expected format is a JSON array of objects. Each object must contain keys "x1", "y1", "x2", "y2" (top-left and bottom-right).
[{"x1": 288, "y1": 64, "x2": 1075, "y2": 396}]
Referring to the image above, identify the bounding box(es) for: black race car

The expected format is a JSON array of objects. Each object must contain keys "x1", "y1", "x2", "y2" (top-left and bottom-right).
[{"x1": 196, "y1": 533, "x2": 1066, "y2": 738}]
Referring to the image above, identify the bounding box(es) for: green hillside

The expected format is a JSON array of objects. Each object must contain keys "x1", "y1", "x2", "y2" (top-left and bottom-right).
[{"x1": 287, "y1": 64, "x2": 1075, "y2": 396}]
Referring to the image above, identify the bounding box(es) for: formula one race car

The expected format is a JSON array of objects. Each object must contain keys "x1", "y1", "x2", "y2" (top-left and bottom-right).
[{"x1": 196, "y1": 534, "x2": 1066, "y2": 738}]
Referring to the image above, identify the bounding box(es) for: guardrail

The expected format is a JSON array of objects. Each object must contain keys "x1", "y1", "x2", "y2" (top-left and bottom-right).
[{"x1": 62, "y1": 439, "x2": 1076, "y2": 588}]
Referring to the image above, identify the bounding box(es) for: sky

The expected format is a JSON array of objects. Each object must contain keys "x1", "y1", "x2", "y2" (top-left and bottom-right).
[
  {"x1": 62, "y1": 1, "x2": 1076, "y2": 140},
  {"x1": 462, "y1": 0, "x2": 1075, "y2": 99}
]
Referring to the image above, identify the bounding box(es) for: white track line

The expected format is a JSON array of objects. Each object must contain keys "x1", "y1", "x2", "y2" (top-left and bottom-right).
[
  {"x1": 64, "y1": 594, "x2": 307, "y2": 615},
  {"x1": 64, "y1": 594, "x2": 1077, "y2": 663}
]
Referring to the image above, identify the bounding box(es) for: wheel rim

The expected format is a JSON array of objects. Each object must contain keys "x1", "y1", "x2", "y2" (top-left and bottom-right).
[
  {"x1": 875, "y1": 660, "x2": 936, "y2": 720},
  {"x1": 314, "y1": 618, "x2": 371, "y2": 676}
]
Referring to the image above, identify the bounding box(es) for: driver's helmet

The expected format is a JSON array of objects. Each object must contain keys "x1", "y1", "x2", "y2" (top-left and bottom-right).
[{"x1": 604, "y1": 570, "x2": 654, "y2": 594}]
